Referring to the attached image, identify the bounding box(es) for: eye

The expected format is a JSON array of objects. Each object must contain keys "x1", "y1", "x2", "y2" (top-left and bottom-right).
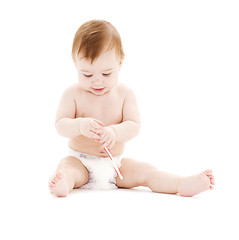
[
  {"x1": 83, "y1": 74, "x2": 93, "y2": 78},
  {"x1": 102, "y1": 73, "x2": 111, "y2": 77}
]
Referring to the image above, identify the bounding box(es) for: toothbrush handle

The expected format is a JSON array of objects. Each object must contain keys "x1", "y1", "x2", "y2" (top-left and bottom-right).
[{"x1": 104, "y1": 147, "x2": 124, "y2": 180}]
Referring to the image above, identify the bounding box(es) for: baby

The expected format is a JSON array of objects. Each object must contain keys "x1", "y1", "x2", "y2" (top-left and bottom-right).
[{"x1": 49, "y1": 20, "x2": 215, "y2": 197}]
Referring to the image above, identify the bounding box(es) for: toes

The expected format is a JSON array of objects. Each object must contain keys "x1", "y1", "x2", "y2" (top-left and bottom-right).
[
  {"x1": 199, "y1": 173, "x2": 211, "y2": 189},
  {"x1": 203, "y1": 170, "x2": 215, "y2": 182},
  {"x1": 49, "y1": 176, "x2": 56, "y2": 184},
  {"x1": 204, "y1": 169, "x2": 213, "y2": 176},
  {"x1": 49, "y1": 172, "x2": 65, "y2": 190},
  {"x1": 49, "y1": 181, "x2": 55, "y2": 188},
  {"x1": 209, "y1": 176, "x2": 215, "y2": 183},
  {"x1": 56, "y1": 172, "x2": 64, "y2": 179},
  {"x1": 49, "y1": 173, "x2": 61, "y2": 186},
  {"x1": 210, "y1": 179, "x2": 216, "y2": 185},
  {"x1": 203, "y1": 170, "x2": 215, "y2": 186},
  {"x1": 51, "y1": 177, "x2": 58, "y2": 184},
  {"x1": 48, "y1": 180, "x2": 56, "y2": 190},
  {"x1": 53, "y1": 175, "x2": 60, "y2": 182},
  {"x1": 51, "y1": 172, "x2": 64, "y2": 183}
]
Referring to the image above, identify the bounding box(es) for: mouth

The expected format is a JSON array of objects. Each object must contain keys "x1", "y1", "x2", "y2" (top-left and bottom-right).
[{"x1": 91, "y1": 87, "x2": 105, "y2": 94}]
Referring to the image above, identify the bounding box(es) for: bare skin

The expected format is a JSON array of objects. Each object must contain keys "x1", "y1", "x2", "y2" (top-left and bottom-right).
[{"x1": 49, "y1": 49, "x2": 215, "y2": 197}]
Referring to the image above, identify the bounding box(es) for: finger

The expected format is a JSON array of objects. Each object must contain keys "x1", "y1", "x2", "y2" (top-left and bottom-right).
[
  {"x1": 93, "y1": 119, "x2": 104, "y2": 127},
  {"x1": 89, "y1": 130, "x2": 102, "y2": 140},
  {"x1": 90, "y1": 121, "x2": 103, "y2": 130},
  {"x1": 99, "y1": 133, "x2": 108, "y2": 143},
  {"x1": 92, "y1": 128, "x2": 104, "y2": 135},
  {"x1": 89, "y1": 123, "x2": 104, "y2": 134},
  {"x1": 94, "y1": 131, "x2": 104, "y2": 141},
  {"x1": 102, "y1": 138, "x2": 112, "y2": 149},
  {"x1": 107, "y1": 140, "x2": 115, "y2": 149}
]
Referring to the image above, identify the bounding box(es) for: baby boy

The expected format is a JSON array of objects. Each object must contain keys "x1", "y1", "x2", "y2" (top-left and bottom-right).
[{"x1": 49, "y1": 20, "x2": 215, "y2": 197}]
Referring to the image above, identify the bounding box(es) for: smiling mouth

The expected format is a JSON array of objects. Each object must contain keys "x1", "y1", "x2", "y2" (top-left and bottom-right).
[
  {"x1": 91, "y1": 87, "x2": 105, "y2": 94},
  {"x1": 92, "y1": 87, "x2": 105, "y2": 91}
]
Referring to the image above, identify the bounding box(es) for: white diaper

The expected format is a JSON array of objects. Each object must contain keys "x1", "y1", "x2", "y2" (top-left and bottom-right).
[{"x1": 69, "y1": 148, "x2": 122, "y2": 190}]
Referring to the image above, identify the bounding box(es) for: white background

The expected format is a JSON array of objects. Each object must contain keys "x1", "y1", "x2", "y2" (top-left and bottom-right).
[{"x1": 0, "y1": 0, "x2": 238, "y2": 239}]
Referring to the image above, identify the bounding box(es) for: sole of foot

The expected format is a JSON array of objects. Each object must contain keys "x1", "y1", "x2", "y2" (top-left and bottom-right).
[{"x1": 178, "y1": 170, "x2": 215, "y2": 197}]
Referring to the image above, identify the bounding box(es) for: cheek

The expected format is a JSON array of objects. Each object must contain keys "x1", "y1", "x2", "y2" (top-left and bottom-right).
[
  {"x1": 108, "y1": 73, "x2": 118, "y2": 85},
  {"x1": 106, "y1": 78, "x2": 116, "y2": 87},
  {"x1": 78, "y1": 76, "x2": 90, "y2": 87}
]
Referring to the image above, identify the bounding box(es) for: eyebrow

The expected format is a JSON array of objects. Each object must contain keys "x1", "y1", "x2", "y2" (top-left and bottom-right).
[
  {"x1": 81, "y1": 68, "x2": 113, "y2": 73},
  {"x1": 103, "y1": 68, "x2": 113, "y2": 72},
  {"x1": 81, "y1": 70, "x2": 92, "y2": 73}
]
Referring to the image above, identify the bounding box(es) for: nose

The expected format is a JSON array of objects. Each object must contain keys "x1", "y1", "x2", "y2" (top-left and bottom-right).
[{"x1": 92, "y1": 75, "x2": 103, "y2": 85}]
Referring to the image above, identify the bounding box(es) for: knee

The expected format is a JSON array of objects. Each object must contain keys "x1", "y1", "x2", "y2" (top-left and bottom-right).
[
  {"x1": 58, "y1": 156, "x2": 89, "y2": 181},
  {"x1": 59, "y1": 156, "x2": 78, "y2": 166},
  {"x1": 137, "y1": 162, "x2": 157, "y2": 186},
  {"x1": 59, "y1": 156, "x2": 85, "y2": 173}
]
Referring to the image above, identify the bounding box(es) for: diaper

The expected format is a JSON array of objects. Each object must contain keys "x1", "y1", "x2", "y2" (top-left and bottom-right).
[{"x1": 69, "y1": 148, "x2": 122, "y2": 190}]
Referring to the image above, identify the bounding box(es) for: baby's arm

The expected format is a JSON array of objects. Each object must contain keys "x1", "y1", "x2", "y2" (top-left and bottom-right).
[
  {"x1": 55, "y1": 86, "x2": 103, "y2": 139},
  {"x1": 55, "y1": 87, "x2": 80, "y2": 138},
  {"x1": 110, "y1": 88, "x2": 141, "y2": 142}
]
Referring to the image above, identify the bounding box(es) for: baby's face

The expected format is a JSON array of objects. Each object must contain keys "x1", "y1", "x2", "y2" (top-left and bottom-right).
[{"x1": 75, "y1": 49, "x2": 122, "y2": 96}]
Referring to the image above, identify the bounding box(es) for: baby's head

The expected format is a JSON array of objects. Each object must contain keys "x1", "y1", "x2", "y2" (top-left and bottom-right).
[
  {"x1": 72, "y1": 20, "x2": 124, "y2": 64},
  {"x1": 72, "y1": 20, "x2": 125, "y2": 96}
]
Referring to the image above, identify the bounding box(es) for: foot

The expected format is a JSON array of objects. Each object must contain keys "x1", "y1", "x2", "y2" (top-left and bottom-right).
[
  {"x1": 49, "y1": 172, "x2": 69, "y2": 197},
  {"x1": 177, "y1": 170, "x2": 215, "y2": 197}
]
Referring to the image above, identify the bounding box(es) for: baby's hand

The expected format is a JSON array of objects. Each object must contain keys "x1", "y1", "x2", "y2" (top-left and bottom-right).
[
  {"x1": 97, "y1": 126, "x2": 116, "y2": 149},
  {"x1": 79, "y1": 118, "x2": 104, "y2": 140}
]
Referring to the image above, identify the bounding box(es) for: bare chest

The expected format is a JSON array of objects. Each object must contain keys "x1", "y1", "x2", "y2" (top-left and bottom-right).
[{"x1": 75, "y1": 92, "x2": 124, "y2": 125}]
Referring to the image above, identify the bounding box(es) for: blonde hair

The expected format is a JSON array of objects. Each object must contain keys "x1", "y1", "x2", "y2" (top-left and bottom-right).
[{"x1": 72, "y1": 20, "x2": 125, "y2": 63}]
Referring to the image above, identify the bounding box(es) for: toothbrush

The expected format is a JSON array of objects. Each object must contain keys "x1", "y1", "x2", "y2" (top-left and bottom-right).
[{"x1": 104, "y1": 147, "x2": 124, "y2": 180}]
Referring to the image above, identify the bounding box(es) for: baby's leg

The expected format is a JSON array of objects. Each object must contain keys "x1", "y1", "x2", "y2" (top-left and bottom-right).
[
  {"x1": 116, "y1": 158, "x2": 215, "y2": 197},
  {"x1": 49, "y1": 156, "x2": 89, "y2": 197}
]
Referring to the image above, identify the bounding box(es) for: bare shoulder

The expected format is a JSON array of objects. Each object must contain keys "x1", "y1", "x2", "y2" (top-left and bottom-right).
[
  {"x1": 61, "y1": 83, "x2": 82, "y2": 99},
  {"x1": 116, "y1": 83, "x2": 135, "y2": 98},
  {"x1": 63, "y1": 83, "x2": 79, "y2": 94}
]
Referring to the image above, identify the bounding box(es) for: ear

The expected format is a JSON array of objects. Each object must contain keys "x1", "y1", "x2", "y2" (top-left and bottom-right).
[{"x1": 119, "y1": 57, "x2": 124, "y2": 69}]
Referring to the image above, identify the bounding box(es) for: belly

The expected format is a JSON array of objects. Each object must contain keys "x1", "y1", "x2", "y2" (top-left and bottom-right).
[{"x1": 68, "y1": 135, "x2": 125, "y2": 157}]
